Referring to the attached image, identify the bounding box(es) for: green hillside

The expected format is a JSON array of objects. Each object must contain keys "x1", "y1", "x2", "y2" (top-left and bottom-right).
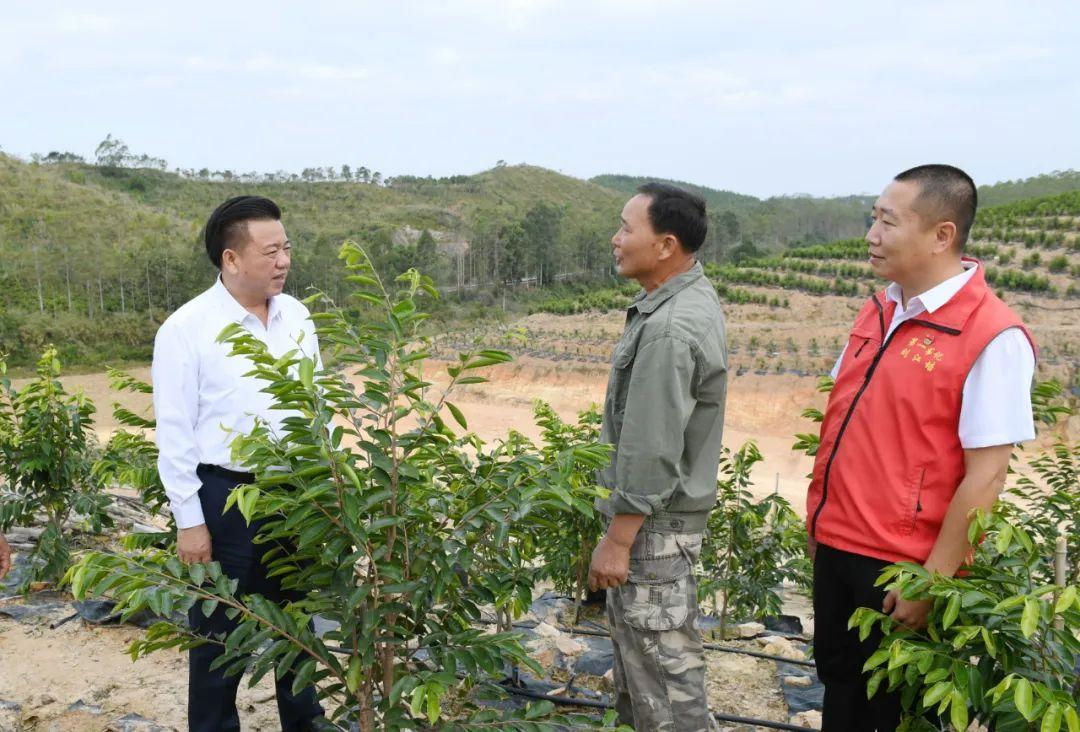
[
  {"x1": 590, "y1": 173, "x2": 873, "y2": 250},
  {"x1": 977, "y1": 170, "x2": 1080, "y2": 208},
  {"x1": 3, "y1": 151, "x2": 1079, "y2": 369},
  {"x1": 589, "y1": 174, "x2": 760, "y2": 213}
]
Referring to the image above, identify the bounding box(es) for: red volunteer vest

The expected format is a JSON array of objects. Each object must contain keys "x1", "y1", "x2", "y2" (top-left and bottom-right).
[{"x1": 806, "y1": 261, "x2": 1035, "y2": 565}]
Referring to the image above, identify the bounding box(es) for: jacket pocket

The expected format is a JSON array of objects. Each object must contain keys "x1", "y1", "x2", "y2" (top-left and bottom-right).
[
  {"x1": 609, "y1": 345, "x2": 635, "y2": 418},
  {"x1": 900, "y1": 467, "x2": 926, "y2": 536}
]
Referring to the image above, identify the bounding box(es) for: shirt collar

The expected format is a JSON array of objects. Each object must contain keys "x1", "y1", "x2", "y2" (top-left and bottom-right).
[
  {"x1": 885, "y1": 260, "x2": 978, "y2": 314},
  {"x1": 631, "y1": 261, "x2": 704, "y2": 314},
  {"x1": 212, "y1": 277, "x2": 283, "y2": 324}
]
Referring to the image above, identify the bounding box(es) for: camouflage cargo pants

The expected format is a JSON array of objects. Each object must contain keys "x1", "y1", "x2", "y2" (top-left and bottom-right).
[{"x1": 607, "y1": 529, "x2": 712, "y2": 732}]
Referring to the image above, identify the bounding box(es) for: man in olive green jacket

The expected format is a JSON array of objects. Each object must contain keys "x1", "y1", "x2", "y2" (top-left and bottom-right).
[{"x1": 589, "y1": 182, "x2": 728, "y2": 732}]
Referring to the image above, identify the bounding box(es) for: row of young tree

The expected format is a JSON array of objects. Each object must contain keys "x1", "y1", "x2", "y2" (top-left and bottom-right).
[{"x1": 2, "y1": 247, "x2": 1076, "y2": 729}]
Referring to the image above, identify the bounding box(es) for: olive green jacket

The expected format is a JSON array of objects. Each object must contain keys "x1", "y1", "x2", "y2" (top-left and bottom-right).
[{"x1": 596, "y1": 262, "x2": 728, "y2": 533}]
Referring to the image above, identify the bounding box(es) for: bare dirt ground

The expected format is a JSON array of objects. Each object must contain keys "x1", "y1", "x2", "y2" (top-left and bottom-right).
[{"x1": 2, "y1": 295, "x2": 1075, "y2": 730}]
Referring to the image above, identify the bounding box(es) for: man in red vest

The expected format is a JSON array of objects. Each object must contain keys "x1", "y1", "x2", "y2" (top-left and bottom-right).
[{"x1": 806, "y1": 164, "x2": 1036, "y2": 731}]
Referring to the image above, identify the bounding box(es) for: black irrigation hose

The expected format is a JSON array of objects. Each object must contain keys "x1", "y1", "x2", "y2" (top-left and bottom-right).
[
  {"x1": 308, "y1": 636, "x2": 823, "y2": 730},
  {"x1": 479, "y1": 618, "x2": 817, "y2": 669},
  {"x1": 503, "y1": 684, "x2": 820, "y2": 732}
]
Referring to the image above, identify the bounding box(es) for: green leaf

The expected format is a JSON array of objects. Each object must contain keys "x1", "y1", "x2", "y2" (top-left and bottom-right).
[
  {"x1": 942, "y1": 593, "x2": 961, "y2": 629},
  {"x1": 981, "y1": 626, "x2": 997, "y2": 657},
  {"x1": 949, "y1": 689, "x2": 968, "y2": 731},
  {"x1": 426, "y1": 686, "x2": 441, "y2": 725},
  {"x1": 1014, "y1": 677, "x2": 1034, "y2": 721},
  {"x1": 410, "y1": 685, "x2": 425, "y2": 720},
  {"x1": 1064, "y1": 706, "x2": 1080, "y2": 732},
  {"x1": 1043, "y1": 704, "x2": 1063, "y2": 732},
  {"x1": 866, "y1": 669, "x2": 885, "y2": 699},
  {"x1": 922, "y1": 681, "x2": 952, "y2": 707},
  {"x1": 445, "y1": 401, "x2": 467, "y2": 430},
  {"x1": 863, "y1": 648, "x2": 890, "y2": 671},
  {"x1": 298, "y1": 358, "x2": 314, "y2": 390},
  {"x1": 996, "y1": 523, "x2": 1014, "y2": 553},
  {"x1": 1021, "y1": 598, "x2": 1040, "y2": 638},
  {"x1": 1055, "y1": 585, "x2": 1077, "y2": 613},
  {"x1": 346, "y1": 656, "x2": 363, "y2": 693}
]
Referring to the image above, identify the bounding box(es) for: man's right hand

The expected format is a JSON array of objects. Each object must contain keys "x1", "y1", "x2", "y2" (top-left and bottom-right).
[
  {"x1": 807, "y1": 536, "x2": 818, "y2": 562},
  {"x1": 178, "y1": 524, "x2": 212, "y2": 564}
]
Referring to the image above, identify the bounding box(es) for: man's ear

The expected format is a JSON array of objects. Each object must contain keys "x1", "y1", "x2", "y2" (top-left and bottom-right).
[
  {"x1": 657, "y1": 233, "x2": 680, "y2": 260},
  {"x1": 220, "y1": 247, "x2": 239, "y2": 274},
  {"x1": 935, "y1": 221, "x2": 959, "y2": 254}
]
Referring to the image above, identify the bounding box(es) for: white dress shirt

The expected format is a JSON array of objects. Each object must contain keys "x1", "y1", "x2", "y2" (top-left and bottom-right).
[
  {"x1": 831, "y1": 262, "x2": 1036, "y2": 449},
  {"x1": 152, "y1": 278, "x2": 321, "y2": 529}
]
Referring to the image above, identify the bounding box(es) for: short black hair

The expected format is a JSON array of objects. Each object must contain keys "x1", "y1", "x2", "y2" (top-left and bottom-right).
[
  {"x1": 635, "y1": 182, "x2": 708, "y2": 253},
  {"x1": 203, "y1": 195, "x2": 282, "y2": 268},
  {"x1": 894, "y1": 164, "x2": 977, "y2": 250}
]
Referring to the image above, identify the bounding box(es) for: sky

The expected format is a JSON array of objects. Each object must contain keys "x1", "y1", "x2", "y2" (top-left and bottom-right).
[{"x1": 2, "y1": 0, "x2": 1078, "y2": 198}]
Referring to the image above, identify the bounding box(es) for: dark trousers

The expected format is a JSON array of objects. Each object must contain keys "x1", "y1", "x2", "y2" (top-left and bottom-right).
[
  {"x1": 188, "y1": 464, "x2": 324, "y2": 732},
  {"x1": 813, "y1": 543, "x2": 902, "y2": 732}
]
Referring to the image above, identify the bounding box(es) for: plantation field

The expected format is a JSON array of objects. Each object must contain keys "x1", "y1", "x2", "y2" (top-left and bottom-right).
[
  {"x1": 2, "y1": 182, "x2": 1078, "y2": 729},
  {"x1": 21, "y1": 283, "x2": 1078, "y2": 518},
  {"x1": 1, "y1": 286, "x2": 1076, "y2": 730}
]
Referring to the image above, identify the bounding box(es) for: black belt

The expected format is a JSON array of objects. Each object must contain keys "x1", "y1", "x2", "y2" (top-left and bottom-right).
[{"x1": 198, "y1": 463, "x2": 256, "y2": 484}]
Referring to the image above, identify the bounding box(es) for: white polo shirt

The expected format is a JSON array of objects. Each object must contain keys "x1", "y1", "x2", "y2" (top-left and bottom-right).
[
  {"x1": 152, "y1": 278, "x2": 321, "y2": 529},
  {"x1": 831, "y1": 262, "x2": 1036, "y2": 449}
]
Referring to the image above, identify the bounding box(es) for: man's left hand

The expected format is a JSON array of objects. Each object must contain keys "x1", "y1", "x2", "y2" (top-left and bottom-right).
[
  {"x1": 883, "y1": 589, "x2": 932, "y2": 630},
  {"x1": 0, "y1": 534, "x2": 11, "y2": 581},
  {"x1": 588, "y1": 535, "x2": 632, "y2": 591}
]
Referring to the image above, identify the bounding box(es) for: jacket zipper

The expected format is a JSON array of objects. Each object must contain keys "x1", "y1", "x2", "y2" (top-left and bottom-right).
[
  {"x1": 811, "y1": 297, "x2": 890, "y2": 538},
  {"x1": 809, "y1": 308, "x2": 961, "y2": 537}
]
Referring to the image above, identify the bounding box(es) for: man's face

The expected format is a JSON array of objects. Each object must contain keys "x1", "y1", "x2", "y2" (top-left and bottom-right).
[
  {"x1": 866, "y1": 180, "x2": 938, "y2": 285},
  {"x1": 612, "y1": 194, "x2": 663, "y2": 281},
  {"x1": 223, "y1": 218, "x2": 291, "y2": 298}
]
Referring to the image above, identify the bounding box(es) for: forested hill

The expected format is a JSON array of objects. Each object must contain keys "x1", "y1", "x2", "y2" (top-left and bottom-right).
[
  {"x1": 589, "y1": 171, "x2": 1080, "y2": 250},
  {"x1": 2, "y1": 150, "x2": 1080, "y2": 368}
]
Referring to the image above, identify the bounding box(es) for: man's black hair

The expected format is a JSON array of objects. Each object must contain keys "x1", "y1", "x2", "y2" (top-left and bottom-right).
[
  {"x1": 203, "y1": 195, "x2": 282, "y2": 268},
  {"x1": 894, "y1": 164, "x2": 977, "y2": 250},
  {"x1": 635, "y1": 182, "x2": 708, "y2": 252}
]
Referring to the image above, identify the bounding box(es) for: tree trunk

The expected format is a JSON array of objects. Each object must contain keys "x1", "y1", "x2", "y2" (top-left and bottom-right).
[
  {"x1": 99, "y1": 277, "x2": 105, "y2": 312},
  {"x1": 65, "y1": 263, "x2": 72, "y2": 311},
  {"x1": 146, "y1": 260, "x2": 153, "y2": 313},
  {"x1": 719, "y1": 523, "x2": 736, "y2": 641},
  {"x1": 120, "y1": 279, "x2": 126, "y2": 313},
  {"x1": 34, "y1": 253, "x2": 45, "y2": 313},
  {"x1": 572, "y1": 550, "x2": 587, "y2": 626},
  {"x1": 359, "y1": 679, "x2": 376, "y2": 732}
]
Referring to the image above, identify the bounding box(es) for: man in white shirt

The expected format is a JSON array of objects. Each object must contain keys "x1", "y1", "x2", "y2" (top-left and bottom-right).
[
  {"x1": 153, "y1": 196, "x2": 324, "y2": 732},
  {"x1": 806, "y1": 165, "x2": 1036, "y2": 731}
]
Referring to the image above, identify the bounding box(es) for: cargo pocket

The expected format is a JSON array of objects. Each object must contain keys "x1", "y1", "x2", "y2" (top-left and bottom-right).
[{"x1": 621, "y1": 533, "x2": 698, "y2": 632}]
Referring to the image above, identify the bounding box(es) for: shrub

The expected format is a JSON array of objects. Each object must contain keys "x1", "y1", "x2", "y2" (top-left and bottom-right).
[
  {"x1": 851, "y1": 507, "x2": 1080, "y2": 731},
  {"x1": 699, "y1": 441, "x2": 810, "y2": 639},
  {"x1": 69, "y1": 245, "x2": 616, "y2": 730},
  {"x1": 532, "y1": 403, "x2": 608, "y2": 624},
  {"x1": 0, "y1": 348, "x2": 112, "y2": 590}
]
